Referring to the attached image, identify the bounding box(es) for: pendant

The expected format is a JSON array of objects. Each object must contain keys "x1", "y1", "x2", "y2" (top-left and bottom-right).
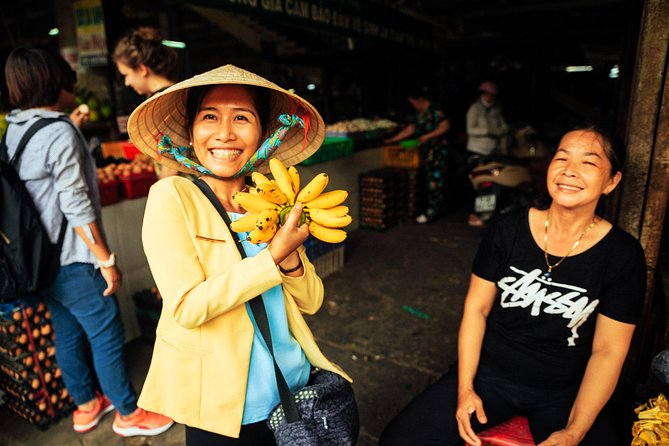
[{"x1": 542, "y1": 270, "x2": 552, "y2": 279}]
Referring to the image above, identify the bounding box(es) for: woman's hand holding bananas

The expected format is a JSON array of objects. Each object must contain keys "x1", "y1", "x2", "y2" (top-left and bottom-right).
[
  {"x1": 231, "y1": 158, "x2": 351, "y2": 244},
  {"x1": 268, "y1": 201, "x2": 309, "y2": 274}
]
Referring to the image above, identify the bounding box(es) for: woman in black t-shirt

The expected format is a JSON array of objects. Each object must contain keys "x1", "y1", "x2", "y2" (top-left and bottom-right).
[{"x1": 380, "y1": 126, "x2": 646, "y2": 446}]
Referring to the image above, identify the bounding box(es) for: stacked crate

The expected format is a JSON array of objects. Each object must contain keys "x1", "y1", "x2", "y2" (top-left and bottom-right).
[
  {"x1": 359, "y1": 168, "x2": 411, "y2": 230},
  {"x1": 304, "y1": 236, "x2": 345, "y2": 279},
  {"x1": 0, "y1": 300, "x2": 74, "y2": 430},
  {"x1": 403, "y1": 168, "x2": 424, "y2": 219}
]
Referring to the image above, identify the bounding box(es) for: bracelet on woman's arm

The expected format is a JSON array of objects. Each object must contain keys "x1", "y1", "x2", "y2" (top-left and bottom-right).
[{"x1": 279, "y1": 259, "x2": 303, "y2": 274}]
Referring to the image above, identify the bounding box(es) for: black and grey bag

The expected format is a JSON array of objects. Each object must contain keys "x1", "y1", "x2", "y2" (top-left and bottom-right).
[
  {"x1": 265, "y1": 362, "x2": 359, "y2": 445},
  {"x1": 194, "y1": 178, "x2": 359, "y2": 446}
]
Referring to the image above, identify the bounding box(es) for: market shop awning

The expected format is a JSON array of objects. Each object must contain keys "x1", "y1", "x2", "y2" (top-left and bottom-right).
[{"x1": 183, "y1": 0, "x2": 433, "y2": 49}]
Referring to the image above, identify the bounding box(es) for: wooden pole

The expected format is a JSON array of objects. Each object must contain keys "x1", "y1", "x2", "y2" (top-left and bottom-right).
[{"x1": 619, "y1": 0, "x2": 669, "y2": 378}]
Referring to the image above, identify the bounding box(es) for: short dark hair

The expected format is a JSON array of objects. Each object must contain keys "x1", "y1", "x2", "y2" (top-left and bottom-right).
[
  {"x1": 185, "y1": 85, "x2": 271, "y2": 137},
  {"x1": 5, "y1": 48, "x2": 75, "y2": 109}
]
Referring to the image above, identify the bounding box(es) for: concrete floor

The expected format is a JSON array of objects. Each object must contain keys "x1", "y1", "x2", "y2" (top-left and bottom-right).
[{"x1": 0, "y1": 211, "x2": 484, "y2": 446}]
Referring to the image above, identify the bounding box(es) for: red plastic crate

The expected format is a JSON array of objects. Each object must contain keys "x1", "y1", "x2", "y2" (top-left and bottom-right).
[
  {"x1": 122, "y1": 142, "x2": 141, "y2": 160},
  {"x1": 98, "y1": 180, "x2": 120, "y2": 206},
  {"x1": 119, "y1": 172, "x2": 157, "y2": 199}
]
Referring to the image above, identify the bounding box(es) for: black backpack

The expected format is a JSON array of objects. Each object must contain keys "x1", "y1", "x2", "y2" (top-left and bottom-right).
[{"x1": 0, "y1": 118, "x2": 67, "y2": 301}]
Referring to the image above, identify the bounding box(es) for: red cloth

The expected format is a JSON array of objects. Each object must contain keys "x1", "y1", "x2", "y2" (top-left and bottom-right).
[{"x1": 477, "y1": 416, "x2": 535, "y2": 446}]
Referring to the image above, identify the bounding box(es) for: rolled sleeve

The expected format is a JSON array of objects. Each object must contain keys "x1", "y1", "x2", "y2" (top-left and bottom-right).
[
  {"x1": 45, "y1": 124, "x2": 96, "y2": 227},
  {"x1": 280, "y1": 246, "x2": 324, "y2": 315}
]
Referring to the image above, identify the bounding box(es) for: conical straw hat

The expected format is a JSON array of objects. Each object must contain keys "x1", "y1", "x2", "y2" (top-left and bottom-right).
[{"x1": 126, "y1": 64, "x2": 324, "y2": 175}]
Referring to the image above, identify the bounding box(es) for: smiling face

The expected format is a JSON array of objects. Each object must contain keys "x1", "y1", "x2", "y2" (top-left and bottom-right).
[
  {"x1": 115, "y1": 60, "x2": 151, "y2": 96},
  {"x1": 547, "y1": 129, "x2": 622, "y2": 210},
  {"x1": 190, "y1": 85, "x2": 262, "y2": 178}
]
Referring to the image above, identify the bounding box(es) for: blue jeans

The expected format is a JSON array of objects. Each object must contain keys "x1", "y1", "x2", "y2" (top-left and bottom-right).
[{"x1": 44, "y1": 263, "x2": 137, "y2": 415}]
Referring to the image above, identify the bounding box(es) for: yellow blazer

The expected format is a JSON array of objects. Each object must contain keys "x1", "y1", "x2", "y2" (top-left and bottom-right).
[{"x1": 138, "y1": 177, "x2": 351, "y2": 438}]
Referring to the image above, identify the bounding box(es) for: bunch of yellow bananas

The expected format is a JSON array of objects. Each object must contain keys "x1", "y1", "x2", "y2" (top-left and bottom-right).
[
  {"x1": 231, "y1": 158, "x2": 351, "y2": 244},
  {"x1": 632, "y1": 394, "x2": 669, "y2": 445}
]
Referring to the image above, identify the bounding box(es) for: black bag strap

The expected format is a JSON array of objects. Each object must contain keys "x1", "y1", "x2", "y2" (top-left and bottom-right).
[
  {"x1": 6, "y1": 118, "x2": 61, "y2": 166},
  {"x1": 3, "y1": 118, "x2": 68, "y2": 246},
  {"x1": 193, "y1": 178, "x2": 301, "y2": 423}
]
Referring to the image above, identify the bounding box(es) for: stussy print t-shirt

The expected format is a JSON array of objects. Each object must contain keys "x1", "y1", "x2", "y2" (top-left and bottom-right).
[{"x1": 472, "y1": 209, "x2": 646, "y2": 388}]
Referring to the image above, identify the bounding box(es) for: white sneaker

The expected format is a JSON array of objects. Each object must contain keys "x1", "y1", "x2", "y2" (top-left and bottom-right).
[{"x1": 416, "y1": 214, "x2": 428, "y2": 224}]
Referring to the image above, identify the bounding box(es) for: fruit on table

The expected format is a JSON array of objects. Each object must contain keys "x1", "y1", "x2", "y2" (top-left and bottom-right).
[
  {"x1": 96, "y1": 153, "x2": 155, "y2": 184},
  {"x1": 325, "y1": 117, "x2": 397, "y2": 134},
  {"x1": 232, "y1": 158, "x2": 351, "y2": 244}
]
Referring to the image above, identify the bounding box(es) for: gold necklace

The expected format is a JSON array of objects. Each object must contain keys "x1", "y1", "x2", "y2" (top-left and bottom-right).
[{"x1": 543, "y1": 213, "x2": 596, "y2": 279}]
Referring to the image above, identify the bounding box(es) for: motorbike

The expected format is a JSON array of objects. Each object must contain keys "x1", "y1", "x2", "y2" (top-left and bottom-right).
[
  {"x1": 468, "y1": 123, "x2": 547, "y2": 222},
  {"x1": 469, "y1": 156, "x2": 533, "y2": 222}
]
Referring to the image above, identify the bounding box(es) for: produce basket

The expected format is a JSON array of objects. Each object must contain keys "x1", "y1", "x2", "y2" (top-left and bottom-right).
[
  {"x1": 301, "y1": 136, "x2": 354, "y2": 166},
  {"x1": 119, "y1": 172, "x2": 157, "y2": 199},
  {"x1": 399, "y1": 138, "x2": 420, "y2": 149},
  {"x1": 383, "y1": 146, "x2": 421, "y2": 169}
]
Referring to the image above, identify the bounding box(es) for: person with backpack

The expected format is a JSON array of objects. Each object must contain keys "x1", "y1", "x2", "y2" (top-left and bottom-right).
[{"x1": 2, "y1": 47, "x2": 173, "y2": 437}]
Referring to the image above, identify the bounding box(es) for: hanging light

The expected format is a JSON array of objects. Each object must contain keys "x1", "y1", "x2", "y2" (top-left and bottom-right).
[
  {"x1": 48, "y1": 28, "x2": 60, "y2": 36},
  {"x1": 162, "y1": 40, "x2": 186, "y2": 49},
  {"x1": 564, "y1": 65, "x2": 593, "y2": 73},
  {"x1": 609, "y1": 65, "x2": 620, "y2": 79}
]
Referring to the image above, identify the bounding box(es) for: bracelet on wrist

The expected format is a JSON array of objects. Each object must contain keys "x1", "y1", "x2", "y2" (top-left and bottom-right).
[{"x1": 279, "y1": 260, "x2": 302, "y2": 274}]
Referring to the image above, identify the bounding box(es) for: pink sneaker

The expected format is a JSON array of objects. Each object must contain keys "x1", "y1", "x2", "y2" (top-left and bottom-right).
[
  {"x1": 72, "y1": 394, "x2": 115, "y2": 433},
  {"x1": 112, "y1": 407, "x2": 174, "y2": 437}
]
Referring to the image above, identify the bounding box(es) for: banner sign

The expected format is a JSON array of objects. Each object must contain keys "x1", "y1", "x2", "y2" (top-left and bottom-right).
[
  {"x1": 188, "y1": 0, "x2": 431, "y2": 48},
  {"x1": 73, "y1": 0, "x2": 109, "y2": 67}
]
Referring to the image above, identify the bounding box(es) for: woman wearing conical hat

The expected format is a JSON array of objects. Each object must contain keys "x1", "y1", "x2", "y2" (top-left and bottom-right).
[{"x1": 127, "y1": 65, "x2": 354, "y2": 444}]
